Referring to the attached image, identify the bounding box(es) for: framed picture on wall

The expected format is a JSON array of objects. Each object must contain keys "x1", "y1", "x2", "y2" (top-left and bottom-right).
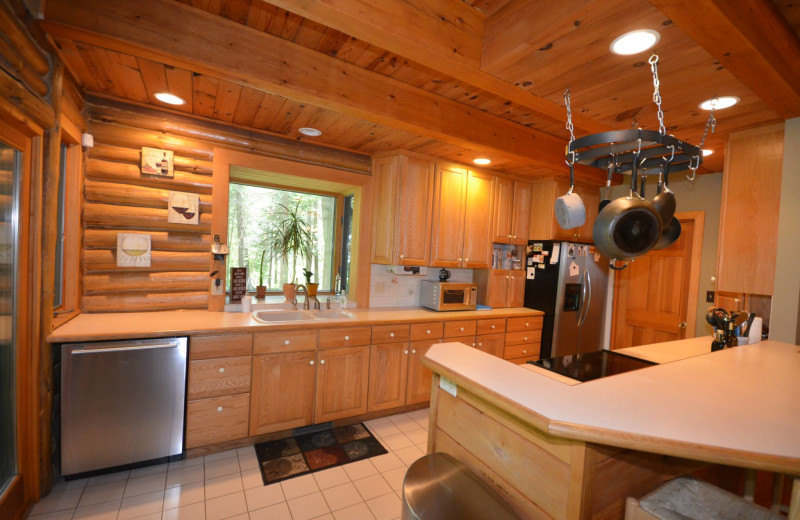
[
  {"x1": 168, "y1": 191, "x2": 200, "y2": 225},
  {"x1": 141, "y1": 147, "x2": 174, "y2": 177},
  {"x1": 117, "y1": 233, "x2": 152, "y2": 267}
]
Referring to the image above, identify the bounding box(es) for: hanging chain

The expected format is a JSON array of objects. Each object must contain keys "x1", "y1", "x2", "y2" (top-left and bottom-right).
[
  {"x1": 649, "y1": 54, "x2": 666, "y2": 135},
  {"x1": 564, "y1": 88, "x2": 575, "y2": 143},
  {"x1": 698, "y1": 102, "x2": 717, "y2": 148}
]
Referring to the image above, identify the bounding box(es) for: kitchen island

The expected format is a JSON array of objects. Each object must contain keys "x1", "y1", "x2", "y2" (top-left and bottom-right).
[{"x1": 421, "y1": 338, "x2": 800, "y2": 519}]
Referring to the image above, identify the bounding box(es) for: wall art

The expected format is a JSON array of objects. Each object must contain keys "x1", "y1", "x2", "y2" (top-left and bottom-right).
[
  {"x1": 168, "y1": 191, "x2": 199, "y2": 225},
  {"x1": 117, "y1": 233, "x2": 151, "y2": 267},
  {"x1": 141, "y1": 146, "x2": 173, "y2": 177}
]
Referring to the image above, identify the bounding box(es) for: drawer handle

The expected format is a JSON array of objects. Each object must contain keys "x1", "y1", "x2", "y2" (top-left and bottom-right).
[
  {"x1": 404, "y1": 350, "x2": 408, "y2": 355},
  {"x1": 284, "y1": 340, "x2": 290, "y2": 345},
  {"x1": 522, "y1": 350, "x2": 527, "y2": 354},
  {"x1": 426, "y1": 330, "x2": 431, "y2": 334},
  {"x1": 412, "y1": 349, "x2": 416, "y2": 354},
  {"x1": 320, "y1": 359, "x2": 325, "y2": 365},
  {"x1": 491, "y1": 325, "x2": 495, "y2": 329},
  {"x1": 219, "y1": 368, "x2": 225, "y2": 373},
  {"x1": 459, "y1": 327, "x2": 464, "y2": 332},
  {"x1": 344, "y1": 335, "x2": 350, "y2": 340},
  {"x1": 390, "y1": 333, "x2": 395, "y2": 338},
  {"x1": 217, "y1": 407, "x2": 223, "y2": 412},
  {"x1": 309, "y1": 360, "x2": 315, "y2": 366},
  {"x1": 524, "y1": 337, "x2": 528, "y2": 341}
]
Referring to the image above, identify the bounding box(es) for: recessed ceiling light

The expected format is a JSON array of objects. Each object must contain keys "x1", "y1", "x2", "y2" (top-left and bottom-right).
[
  {"x1": 610, "y1": 29, "x2": 660, "y2": 55},
  {"x1": 702, "y1": 149, "x2": 714, "y2": 156},
  {"x1": 473, "y1": 157, "x2": 491, "y2": 165},
  {"x1": 298, "y1": 127, "x2": 322, "y2": 137},
  {"x1": 699, "y1": 96, "x2": 740, "y2": 110},
  {"x1": 153, "y1": 92, "x2": 185, "y2": 105}
]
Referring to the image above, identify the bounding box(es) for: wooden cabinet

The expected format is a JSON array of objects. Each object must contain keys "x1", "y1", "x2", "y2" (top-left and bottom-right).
[
  {"x1": 315, "y1": 346, "x2": 370, "y2": 423},
  {"x1": 717, "y1": 124, "x2": 784, "y2": 294},
  {"x1": 494, "y1": 177, "x2": 532, "y2": 245},
  {"x1": 250, "y1": 351, "x2": 316, "y2": 436},
  {"x1": 504, "y1": 318, "x2": 543, "y2": 364},
  {"x1": 430, "y1": 163, "x2": 494, "y2": 268},
  {"x1": 188, "y1": 356, "x2": 251, "y2": 400},
  {"x1": 406, "y1": 340, "x2": 435, "y2": 404},
  {"x1": 475, "y1": 333, "x2": 505, "y2": 357},
  {"x1": 186, "y1": 393, "x2": 250, "y2": 448},
  {"x1": 529, "y1": 177, "x2": 600, "y2": 243},
  {"x1": 368, "y1": 342, "x2": 410, "y2": 412},
  {"x1": 474, "y1": 269, "x2": 526, "y2": 308},
  {"x1": 371, "y1": 152, "x2": 436, "y2": 265}
]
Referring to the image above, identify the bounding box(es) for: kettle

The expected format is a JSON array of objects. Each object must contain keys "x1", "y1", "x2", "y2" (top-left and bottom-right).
[{"x1": 438, "y1": 268, "x2": 451, "y2": 282}]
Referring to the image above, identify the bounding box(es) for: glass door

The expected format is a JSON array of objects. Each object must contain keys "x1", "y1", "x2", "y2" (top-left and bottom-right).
[{"x1": 0, "y1": 140, "x2": 20, "y2": 495}]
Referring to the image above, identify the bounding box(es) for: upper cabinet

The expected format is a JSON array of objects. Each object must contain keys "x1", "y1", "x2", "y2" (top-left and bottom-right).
[
  {"x1": 493, "y1": 178, "x2": 532, "y2": 245},
  {"x1": 528, "y1": 177, "x2": 600, "y2": 243},
  {"x1": 717, "y1": 124, "x2": 785, "y2": 295},
  {"x1": 371, "y1": 152, "x2": 435, "y2": 265},
  {"x1": 430, "y1": 163, "x2": 494, "y2": 268}
]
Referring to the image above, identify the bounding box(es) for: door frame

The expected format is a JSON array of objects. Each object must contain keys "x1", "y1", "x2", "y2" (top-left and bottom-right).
[{"x1": 610, "y1": 211, "x2": 705, "y2": 346}]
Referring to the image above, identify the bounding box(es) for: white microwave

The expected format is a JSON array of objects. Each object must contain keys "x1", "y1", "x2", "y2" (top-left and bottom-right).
[{"x1": 420, "y1": 281, "x2": 477, "y2": 311}]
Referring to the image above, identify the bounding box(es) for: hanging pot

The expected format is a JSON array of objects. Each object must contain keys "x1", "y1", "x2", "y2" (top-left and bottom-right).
[
  {"x1": 652, "y1": 147, "x2": 677, "y2": 227},
  {"x1": 555, "y1": 160, "x2": 586, "y2": 229},
  {"x1": 598, "y1": 158, "x2": 615, "y2": 212},
  {"x1": 592, "y1": 154, "x2": 662, "y2": 266},
  {"x1": 652, "y1": 216, "x2": 681, "y2": 249}
]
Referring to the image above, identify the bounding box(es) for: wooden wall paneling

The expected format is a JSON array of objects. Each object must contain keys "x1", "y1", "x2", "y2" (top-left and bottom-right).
[
  {"x1": 89, "y1": 144, "x2": 212, "y2": 174},
  {"x1": 0, "y1": 66, "x2": 54, "y2": 130},
  {"x1": 84, "y1": 158, "x2": 213, "y2": 193},
  {"x1": 84, "y1": 229, "x2": 211, "y2": 252},
  {"x1": 82, "y1": 291, "x2": 209, "y2": 312},
  {"x1": 0, "y1": 33, "x2": 48, "y2": 96},
  {"x1": 83, "y1": 180, "x2": 213, "y2": 211},
  {"x1": 83, "y1": 249, "x2": 208, "y2": 271},
  {"x1": 0, "y1": 2, "x2": 49, "y2": 75},
  {"x1": 83, "y1": 271, "x2": 208, "y2": 293},
  {"x1": 83, "y1": 203, "x2": 212, "y2": 232}
]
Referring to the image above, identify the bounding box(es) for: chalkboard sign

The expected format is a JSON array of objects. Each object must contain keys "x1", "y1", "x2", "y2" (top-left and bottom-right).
[{"x1": 230, "y1": 267, "x2": 247, "y2": 303}]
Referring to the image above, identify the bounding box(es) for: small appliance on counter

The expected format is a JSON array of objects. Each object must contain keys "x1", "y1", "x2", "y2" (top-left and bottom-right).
[
  {"x1": 420, "y1": 281, "x2": 477, "y2": 311},
  {"x1": 530, "y1": 350, "x2": 655, "y2": 382}
]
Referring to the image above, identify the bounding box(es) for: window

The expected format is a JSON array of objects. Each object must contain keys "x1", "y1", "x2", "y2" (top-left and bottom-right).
[
  {"x1": 53, "y1": 144, "x2": 67, "y2": 309},
  {"x1": 227, "y1": 183, "x2": 346, "y2": 293}
]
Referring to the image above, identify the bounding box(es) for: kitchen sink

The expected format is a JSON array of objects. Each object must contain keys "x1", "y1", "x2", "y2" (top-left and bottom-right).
[
  {"x1": 251, "y1": 310, "x2": 318, "y2": 323},
  {"x1": 311, "y1": 310, "x2": 354, "y2": 320}
]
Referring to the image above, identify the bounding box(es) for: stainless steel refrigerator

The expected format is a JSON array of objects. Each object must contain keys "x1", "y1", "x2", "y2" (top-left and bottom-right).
[{"x1": 523, "y1": 241, "x2": 610, "y2": 359}]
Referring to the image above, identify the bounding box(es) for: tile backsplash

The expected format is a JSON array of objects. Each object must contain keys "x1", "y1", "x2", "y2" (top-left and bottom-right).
[{"x1": 369, "y1": 264, "x2": 474, "y2": 307}]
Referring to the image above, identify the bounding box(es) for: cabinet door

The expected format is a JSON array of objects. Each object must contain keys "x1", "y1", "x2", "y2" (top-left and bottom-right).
[
  {"x1": 186, "y1": 393, "x2": 250, "y2": 448},
  {"x1": 475, "y1": 333, "x2": 505, "y2": 357},
  {"x1": 492, "y1": 176, "x2": 514, "y2": 244},
  {"x1": 462, "y1": 170, "x2": 494, "y2": 268},
  {"x1": 486, "y1": 270, "x2": 509, "y2": 309},
  {"x1": 367, "y1": 343, "x2": 409, "y2": 412},
  {"x1": 371, "y1": 155, "x2": 399, "y2": 264},
  {"x1": 406, "y1": 340, "x2": 434, "y2": 405},
  {"x1": 507, "y1": 270, "x2": 526, "y2": 307},
  {"x1": 250, "y1": 352, "x2": 315, "y2": 436},
  {"x1": 511, "y1": 181, "x2": 532, "y2": 245},
  {"x1": 315, "y1": 346, "x2": 370, "y2": 423},
  {"x1": 395, "y1": 155, "x2": 435, "y2": 265},
  {"x1": 430, "y1": 164, "x2": 467, "y2": 267}
]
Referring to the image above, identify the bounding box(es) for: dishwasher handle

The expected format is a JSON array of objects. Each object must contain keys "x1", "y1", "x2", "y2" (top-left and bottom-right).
[{"x1": 70, "y1": 340, "x2": 182, "y2": 355}]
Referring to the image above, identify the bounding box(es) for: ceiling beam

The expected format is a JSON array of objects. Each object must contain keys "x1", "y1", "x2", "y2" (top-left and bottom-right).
[
  {"x1": 41, "y1": 0, "x2": 581, "y2": 173},
  {"x1": 264, "y1": 0, "x2": 610, "y2": 134},
  {"x1": 648, "y1": 0, "x2": 800, "y2": 119}
]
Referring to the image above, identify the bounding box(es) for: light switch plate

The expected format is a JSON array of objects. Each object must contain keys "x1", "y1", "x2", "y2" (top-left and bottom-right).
[
  {"x1": 211, "y1": 280, "x2": 224, "y2": 296},
  {"x1": 706, "y1": 290, "x2": 715, "y2": 303}
]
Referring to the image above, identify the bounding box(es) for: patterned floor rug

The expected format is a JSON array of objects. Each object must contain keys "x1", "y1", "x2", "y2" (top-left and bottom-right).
[{"x1": 254, "y1": 423, "x2": 388, "y2": 485}]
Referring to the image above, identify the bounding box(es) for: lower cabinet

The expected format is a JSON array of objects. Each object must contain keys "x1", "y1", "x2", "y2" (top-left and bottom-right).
[
  {"x1": 475, "y1": 333, "x2": 505, "y2": 357},
  {"x1": 315, "y1": 346, "x2": 370, "y2": 423},
  {"x1": 406, "y1": 341, "x2": 435, "y2": 404},
  {"x1": 368, "y1": 342, "x2": 410, "y2": 412},
  {"x1": 186, "y1": 393, "x2": 250, "y2": 448},
  {"x1": 249, "y1": 351, "x2": 316, "y2": 436}
]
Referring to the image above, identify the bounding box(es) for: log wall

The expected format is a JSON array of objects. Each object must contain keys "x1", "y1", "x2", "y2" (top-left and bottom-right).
[{"x1": 82, "y1": 98, "x2": 371, "y2": 312}]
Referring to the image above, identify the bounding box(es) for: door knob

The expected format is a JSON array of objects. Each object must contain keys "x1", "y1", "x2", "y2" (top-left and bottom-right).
[{"x1": 678, "y1": 322, "x2": 687, "y2": 328}]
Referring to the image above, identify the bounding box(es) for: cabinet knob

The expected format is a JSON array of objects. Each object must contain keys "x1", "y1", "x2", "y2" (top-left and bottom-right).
[
  {"x1": 459, "y1": 327, "x2": 464, "y2": 332},
  {"x1": 219, "y1": 368, "x2": 225, "y2": 373},
  {"x1": 404, "y1": 350, "x2": 409, "y2": 355},
  {"x1": 523, "y1": 350, "x2": 527, "y2": 354},
  {"x1": 508, "y1": 234, "x2": 511, "y2": 239},
  {"x1": 523, "y1": 337, "x2": 528, "y2": 341},
  {"x1": 320, "y1": 359, "x2": 326, "y2": 365},
  {"x1": 506, "y1": 276, "x2": 509, "y2": 279},
  {"x1": 478, "y1": 342, "x2": 483, "y2": 347},
  {"x1": 309, "y1": 360, "x2": 315, "y2": 366},
  {"x1": 217, "y1": 407, "x2": 223, "y2": 412},
  {"x1": 471, "y1": 342, "x2": 476, "y2": 347},
  {"x1": 458, "y1": 258, "x2": 462, "y2": 262},
  {"x1": 426, "y1": 330, "x2": 431, "y2": 334},
  {"x1": 525, "y1": 322, "x2": 529, "y2": 327},
  {"x1": 465, "y1": 258, "x2": 469, "y2": 262},
  {"x1": 513, "y1": 235, "x2": 517, "y2": 239},
  {"x1": 412, "y1": 349, "x2": 416, "y2": 354},
  {"x1": 491, "y1": 325, "x2": 495, "y2": 329},
  {"x1": 400, "y1": 254, "x2": 404, "y2": 259},
  {"x1": 344, "y1": 335, "x2": 350, "y2": 340},
  {"x1": 390, "y1": 332, "x2": 395, "y2": 338},
  {"x1": 284, "y1": 340, "x2": 290, "y2": 345}
]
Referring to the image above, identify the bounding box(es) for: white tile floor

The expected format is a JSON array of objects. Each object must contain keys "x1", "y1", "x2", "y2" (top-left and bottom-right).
[{"x1": 27, "y1": 409, "x2": 430, "y2": 520}]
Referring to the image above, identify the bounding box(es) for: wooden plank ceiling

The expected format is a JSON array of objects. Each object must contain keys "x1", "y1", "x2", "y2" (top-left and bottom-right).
[{"x1": 41, "y1": 0, "x2": 800, "y2": 180}]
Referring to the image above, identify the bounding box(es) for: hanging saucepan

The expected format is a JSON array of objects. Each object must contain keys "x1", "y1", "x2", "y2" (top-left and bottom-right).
[
  {"x1": 598, "y1": 156, "x2": 615, "y2": 212},
  {"x1": 554, "y1": 156, "x2": 586, "y2": 229},
  {"x1": 592, "y1": 150, "x2": 663, "y2": 268},
  {"x1": 652, "y1": 146, "x2": 676, "y2": 227},
  {"x1": 653, "y1": 216, "x2": 681, "y2": 249}
]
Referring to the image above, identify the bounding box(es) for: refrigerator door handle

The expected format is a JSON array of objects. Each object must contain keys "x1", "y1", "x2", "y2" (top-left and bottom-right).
[{"x1": 579, "y1": 266, "x2": 592, "y2": 327}]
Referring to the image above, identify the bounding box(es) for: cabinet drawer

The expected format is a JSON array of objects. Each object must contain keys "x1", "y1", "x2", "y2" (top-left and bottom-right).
[
  {"x1": 504, "y1": 343, "x2": 541, "y2": 359},
  {"x1": 477, "y1": 318, "x2": 506, "y2": 335},
  {"x1": 475, "y1": 333, "x2": 504, "y2": 357},
  {"x1": 410, "y1": 322, "x2": 444, "y2": 341},
  {"x1": 372, "y1": 324, "x2": 410, "y2": 343},
  {"x1": 190, "y1": 334, "x2": 252, "y2": 360},
  {"x1": 505, "y1": 330, "x2": 542, "y2": 345},
  {"x1": 186, "y1": 393, "x2": 249, "y2": 448},
  {"x1": 505, "y1": 354, "x2": 540, "y2": 365},
  {"x1": 318, "y1": 326, "x2": 371, "y2": 349},
  {"x1": 506, "y1": 316, "x2": 543, "y2": 332},
  {"x1": 254, "y1": 330, "x2": 317, "y2": 354},
  {"x1": 188, "y1": 356, "x2": 251, "y2": 399},
  {"x1": 443, "y1": 320, "x2": 476, "y2": 338}
]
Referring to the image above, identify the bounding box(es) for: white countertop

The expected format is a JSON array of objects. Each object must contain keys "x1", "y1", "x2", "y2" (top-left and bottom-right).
[{"x1": 423, "y1": 338, "x2": 800, "y2": 474}]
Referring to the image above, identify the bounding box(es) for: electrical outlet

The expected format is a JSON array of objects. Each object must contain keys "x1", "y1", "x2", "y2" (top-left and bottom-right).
[
  {"x1": 706, "y1": 290, "x2": 715, "y2": 303},
  {"x1": 211, "y1": 279, "x2": 224, "y2": 295}
]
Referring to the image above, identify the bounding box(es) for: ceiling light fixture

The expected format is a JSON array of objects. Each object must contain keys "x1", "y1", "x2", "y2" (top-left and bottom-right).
[
  {"x1": 610, "y1": 29, "x2": 660, "y2": 55},
  {"x1": 298, "y1": 127, "x2": 322, "y2": 137},
  {"x1": 153, "y1": 92, "x2": 185, "y2": 105},
  {"x1": 702, "y1": 149, "x2": 714, "y2": 156},
  {"x1": 473, "y1": 157, "x2": 491, "y2": 165},
  {"x1": 699, "y1": 96, "x2": 739, "y2": 110}
]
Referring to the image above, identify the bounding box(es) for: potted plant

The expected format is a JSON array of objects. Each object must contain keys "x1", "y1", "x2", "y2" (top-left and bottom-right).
[
  {"x1": 256, "y1": 249, "x2": 267, "y2": 299},
  {"x1": 264, "y1": 201, "x2": 315, "y2": 301},
  {"x1": 302, "y1": 267, "x2": 318, "y2": 298}
]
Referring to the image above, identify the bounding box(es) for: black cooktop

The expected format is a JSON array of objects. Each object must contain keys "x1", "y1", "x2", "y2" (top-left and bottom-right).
[{"x1": 529, "y1": 350, "x2": 656, "y2": 382}]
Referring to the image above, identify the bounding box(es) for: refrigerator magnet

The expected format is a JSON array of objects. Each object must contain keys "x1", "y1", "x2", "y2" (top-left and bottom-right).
[
  {"x1": 527, "y1": 267, "x2": 536, "y2": 279},
  {"x1": 537, "y1": 264, "x2": 545, "y2": 269},
  {"x1": 569, "y1": 260, "x2": 580, "y2": 277},
  {"x1": 551, "y1": 244, "x2": 560, "y2": 263}
]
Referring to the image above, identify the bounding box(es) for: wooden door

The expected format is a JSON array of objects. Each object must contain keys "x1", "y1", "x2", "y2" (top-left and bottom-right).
[
  {"x1": 511, "y1": 180, "x2": 532, "y2": 245},
  {"x1": 406, "y1": 340, "x2": 434, "y2": 405},
  {"x1": 475, "y1": 333, "x2": 505, "y2": 357},
  {"x1": 250, "y1": 352, "x2": 315, "y2": 435},
  {"x1": 492, "y1": 176, "x2": 514, "y2": 243},
  {"x1": 611, "y1": 215, "x2": 701, "y2": 349},
  {"x1": 462, "y1": 170, "x2": 494, "y2": 268},
  {"x1": 486, "y1": 269, "x2": 509, "y2": 308},
  {"x1": 395, "y1": 155, "x2": 435, "y2": 265},
  {"x1": 430, "y1": 164, "x2": 467, "y2": 267},
  {"x1": 507, "y1": 270, "x2": 526, "y2": 307},
  {"x1": 367, "y1": 343, "x2": 409, "y2": 412},
  {"x1": 370, "y1": 155, "x2": 398, "y2": 264},
  {"x1": 315, "y1": 346, "x2": 370, "y2": 422}
]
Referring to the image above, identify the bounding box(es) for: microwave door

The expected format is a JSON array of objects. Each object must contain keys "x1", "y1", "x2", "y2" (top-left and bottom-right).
[{"x1": 442, "y1": 288, "x2": 466, "y2": 305}]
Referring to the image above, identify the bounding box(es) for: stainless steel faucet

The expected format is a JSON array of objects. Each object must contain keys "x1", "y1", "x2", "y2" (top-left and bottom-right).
[{"x1": 295, "y1": 284, "x2": 309, "y2": 310}]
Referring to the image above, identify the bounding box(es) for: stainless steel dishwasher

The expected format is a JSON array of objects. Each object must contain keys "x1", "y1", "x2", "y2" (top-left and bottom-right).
[{"x1": 61, "y1": 337, "x2": 188, "y2": 476}]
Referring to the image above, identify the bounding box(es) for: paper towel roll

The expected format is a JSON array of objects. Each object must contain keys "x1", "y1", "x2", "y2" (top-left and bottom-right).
[{"x1": 748, "y1": 316, "x2": 762, "y2": 344}]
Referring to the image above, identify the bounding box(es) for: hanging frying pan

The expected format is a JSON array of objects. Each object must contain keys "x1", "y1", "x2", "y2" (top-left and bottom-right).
[
  {"x1": 554, "y1": 158, "x2": 586, "y2": 229},
  {"x1": 653, "y1": 216, "x2": 681, "y2": 249},
  {"x1": 652, "y1": 146, "x2": 677, "y2": 227},
  {"x1": 592, "y1": 148, "x2": 663, "y2": 268},
  {"x1": 598, "y1": 157, "x2": 615, "y2": 212}
]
